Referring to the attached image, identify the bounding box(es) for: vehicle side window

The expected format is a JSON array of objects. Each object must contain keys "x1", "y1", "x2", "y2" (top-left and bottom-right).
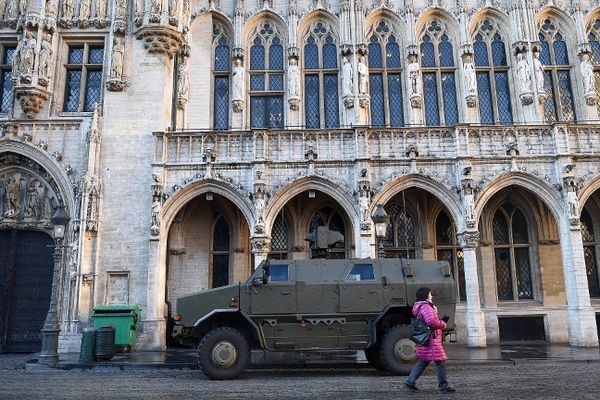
[
  {"x1": 268, "y1": 264, "x2": 289, "y2": 282},
  {"x1": 345, "y1": 264, "x2": 375, "y2": 281}
]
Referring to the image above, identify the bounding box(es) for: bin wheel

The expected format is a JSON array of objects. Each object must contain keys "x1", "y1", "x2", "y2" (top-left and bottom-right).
[
  {"x1": 364, "y1": 345, "x2": 387, "y2": 371},
  {"x1": 197, "y1": 327, "x2": 249, "y2": 380},
  {"x1": 379, "y1": 324, "x2": 416, "y2": 375}
]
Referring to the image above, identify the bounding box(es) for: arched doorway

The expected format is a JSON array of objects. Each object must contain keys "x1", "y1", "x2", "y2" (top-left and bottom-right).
[
  {"x1": 0, "y1": 230, "x2": 54, "y2": 353},
  {"x1": 580, "y1": 189, "x2": 600, "y2": 340}
]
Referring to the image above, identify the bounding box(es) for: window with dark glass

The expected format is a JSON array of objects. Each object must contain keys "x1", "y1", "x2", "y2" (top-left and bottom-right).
[
  {"x1": 586, "y1": 19, "x2": 600, "y2": 115},
  {"x1": 420, "y1": 20, "x2": 458, "y2": 126},
  {"x1": 581, "y1": 208, "x2": 600, "y2": 298},
  {"x1": 368, "y1": 20, "x2": 404, "y2": 127},
  {"x1": 346, "y1": 264, "x2": 375, "y2": 281},
  {"x1": 492, "y1": 203, "x2": 534, "y2": 301},
  {"x1": 303, "y1": 21, "x2": 339, "y2": 128},
  {"x1": 249, "y1": 22, "x2": 284, "y2": 129},
  {"x1": 0, "y1": 44, "x2": 16, "y2": 114},
  {"x1": 269, "y1": 213, "x2": 289, "y2": 260},
  {"x1": 383, "y1": 202, "x2": 417, "y2": 258},
  {"x1": 212, "y1": 214, "x2": 230, "y2": 288},
  {"x1": 63, "y1": 43, "x2": 104, "y2": 112},
  {"x1": 435, "y1": 211, "x2": 466, "y2": 301},
  {"x1": 473, "y1": 19, "x2": 512, "y2": 124},
  {"x1": 268, "y1": 264, "x2": 290, "y2": 282},
  {"x1": 308, "y1": 206, "x2": 346, "y2": 258},
  {"x1": 213, "y1": 23, "x2": 230, "y2": 130},
  {"x1": 539, "y1": 19, "x2": 575, "y2": 122}
]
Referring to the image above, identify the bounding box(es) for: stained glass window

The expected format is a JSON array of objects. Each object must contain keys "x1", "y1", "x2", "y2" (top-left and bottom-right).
[
  {"x1": 63, "y1": 43, "x2": 104, "y2": 112},
  {"x1": 1, "y1": 45, "x2": 16, "y2": 113},
  {"x1": 249, "y1": 22, "x2": 285, "y2": 128},
  {"x1": 473, "y1": 19, "x2": 513, "y2": 124},
  {"x1": 540, "y1": 18, "x2": 575, "y2": 122},
  {"x1": 581, "y1": 208, "x2": 600, "y2": 298},
  {"x1": 367, "y1": 20, "x2": 404, "y2": 127},
  {"x1": 435, "y1": 211, "x2": 466, "y2": 301},
  {"x1": 213, "y1": 24, "x2": 230, "y2": 129},
  {"x1": 303, "y1": 21, "x2": 339, "y2": 128},
  {"x1": 420, "y1": 20, "x2": 457, "y2": 126},
  {"x1": 492, "y1": 203, "x2": 534, "y2": 301}
]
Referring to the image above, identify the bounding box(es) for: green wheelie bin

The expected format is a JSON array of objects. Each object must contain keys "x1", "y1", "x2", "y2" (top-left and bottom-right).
[{"x1": 91, "y1": 305, "x2": 141, "y2": 350}]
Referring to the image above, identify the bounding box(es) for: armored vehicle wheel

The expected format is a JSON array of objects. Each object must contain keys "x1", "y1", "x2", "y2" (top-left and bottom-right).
[
  {"x1": 364, "y1": 345, "x2": 387, "y2": 371},
  {"x1": 379, "y1": 324, "x2": 417, "y2": 375},
  {"x1": 197, "y1": 327, "x2": 250, "y2": 380}
]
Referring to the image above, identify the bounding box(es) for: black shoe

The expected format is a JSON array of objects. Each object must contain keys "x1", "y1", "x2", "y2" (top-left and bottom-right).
[
  {"x1": 404, "y1": 382, "x2": 419, "y2": 392},
  {"x1": 437, "y1": 385, "x2": 456, "y2": 394}
]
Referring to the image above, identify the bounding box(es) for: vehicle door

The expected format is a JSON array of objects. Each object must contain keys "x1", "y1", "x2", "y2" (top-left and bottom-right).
[
  {"x1": 249, "y1": 262, "x2": 295, "y2": 315},
  {"x1": 338, "y1": 262, "x2": 385, "y2": 312}
]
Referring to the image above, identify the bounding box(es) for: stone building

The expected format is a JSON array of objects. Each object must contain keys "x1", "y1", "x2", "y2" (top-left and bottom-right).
[{"x1": 0, "y1": 0, "x2": 599, "y2": 354}]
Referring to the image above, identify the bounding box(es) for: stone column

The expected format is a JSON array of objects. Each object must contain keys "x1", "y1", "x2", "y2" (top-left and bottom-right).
[
  {"x1": 403, "y1": 0, "x2": 424, "y2": 125},
  {"x1": 458, "y1": 231, "x2": 487, "y2": 347},
  {"x1": 251, "y1": 237, "x2": 271, "y2": 269}
]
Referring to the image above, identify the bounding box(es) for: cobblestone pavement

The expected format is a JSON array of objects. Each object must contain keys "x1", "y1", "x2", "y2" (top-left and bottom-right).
[{"x1": 0, "y1": 356, "x2": 599, "y2": 400}]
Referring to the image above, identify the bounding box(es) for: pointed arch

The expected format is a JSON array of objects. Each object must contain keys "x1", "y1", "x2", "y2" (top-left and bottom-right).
[
  {"x1": 243, "y1": 10, "x2": 289, "y2": 46},
  {"x1": 579, "y1": 174, "x2": 600, "y2": 207}
]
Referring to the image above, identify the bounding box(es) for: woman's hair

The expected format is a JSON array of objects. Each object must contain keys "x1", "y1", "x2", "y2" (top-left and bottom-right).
[{"x1": 415, "y1": 287, "x2": 431, "y2": 302}]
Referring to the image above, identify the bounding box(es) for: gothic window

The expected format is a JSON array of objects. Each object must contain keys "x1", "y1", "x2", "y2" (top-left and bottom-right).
[
  {"x1": 420, "y1": 20, "x2": 458, "y2": 126},
  {"x1": 383, "y1": 202, "x2": 417, "y2": 258},
  {"x1": 492, "y1": 203, "x2": 534, "y2": 301},
  {"x1": 472, "y1": 19, "x2": 513, "y2": 124},
  {"x1": 250, "y1": 22, "x2": 284, "y2": 129},
  {"x1": 581, "y1": 208, "x2": 600, "y2": 298},
  {"x1": 304, "y1": 21, "x2": 340, "y2": 128},
  {"x1": 269, "y1": 213, "x2": 289, "y2": 260},
  {"x1": 435, "y1": 211, "x2": 466, "y2": 301},
  {"x1": 0, "y1": 45, "x2": 15, "y2": 114},
  {"x1": 308, "y1": 206, "x2": 346, "y2": 258},
  {"x1": 368, "y1": 20, "x2": 404, "y2": 127},
  {"x1": 212, "y1": 214, "x2": 230, "y2": 288},
  {"x1": 63, "y1": 43, "x2": 104, "y2": 112},
  {"x1": 539, "y1": 19, "x2": 575, "y2": 123},
  {"x1": 586, "y1": 19, "x2": 600, "y2": 115},
  {"x1": 213, "y1": 23, "x2": 230, "y2": 130}
]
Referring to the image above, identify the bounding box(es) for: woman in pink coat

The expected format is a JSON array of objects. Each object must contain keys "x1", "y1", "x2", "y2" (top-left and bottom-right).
[{"x1": 405, "y1": 287, "x2": 456, "y2": 393}]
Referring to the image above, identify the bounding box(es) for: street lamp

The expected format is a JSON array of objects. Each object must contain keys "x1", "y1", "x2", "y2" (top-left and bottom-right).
[
  {"x1": 39, "y1": 206, "x2": 70, "y2": 365},
  {"x1": 371, "y1": 204, "x2": 389, "y2": 259}
]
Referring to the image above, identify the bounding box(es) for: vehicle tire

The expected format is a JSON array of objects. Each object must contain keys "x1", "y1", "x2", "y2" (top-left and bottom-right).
[
  {"x1": 197, "y1": 327, "x2": 250, "y2": 380},
  {"x1": 379, "y1": 324, "x2": 417, "y2": 375},
  {"x1": 364, "y1": 345, "x2": 387, "y2": 371}
]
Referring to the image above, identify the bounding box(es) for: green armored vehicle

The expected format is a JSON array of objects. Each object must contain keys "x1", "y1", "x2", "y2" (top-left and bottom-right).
[{"x1": 175, "y1": 258, "x2": 456, "y2": 380}]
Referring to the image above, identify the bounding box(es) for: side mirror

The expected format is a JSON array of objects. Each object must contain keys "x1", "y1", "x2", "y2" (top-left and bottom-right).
[{"x1": 252, "y1": 277, "x2": 264, "y2": 286}]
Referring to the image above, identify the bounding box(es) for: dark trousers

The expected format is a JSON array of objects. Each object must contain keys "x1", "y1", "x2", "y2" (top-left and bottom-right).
[{"x1": 406, "y1": 360, "x2": 448, "y2": 388}]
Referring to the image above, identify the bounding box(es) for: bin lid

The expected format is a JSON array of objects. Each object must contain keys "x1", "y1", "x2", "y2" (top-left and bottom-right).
[{"x1": 92, "y1": 305, "x2": 142, "y2": 319}]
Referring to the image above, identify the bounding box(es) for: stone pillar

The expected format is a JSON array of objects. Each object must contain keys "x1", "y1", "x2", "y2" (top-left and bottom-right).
[
  {"x1": 458, "y1": 231, "x2": 487, "y2": 347},
  {"x1": 251, "y1": 237, "x2": 270, "y2": 269},
  {"x1": 403, "y1": 0, "x2": 424, "y2": 125}
]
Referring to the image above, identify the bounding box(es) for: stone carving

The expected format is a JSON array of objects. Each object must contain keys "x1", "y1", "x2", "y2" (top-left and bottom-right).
[
  {"x1": 176, "y1": 58, "x2": 189, "y2": 110},
  {"x1": 0, "y1": 170, "x2": 56, "y2": 223},
  {"x1": 463, "y1": 54, "x2": 477, "y2": 107},
  {"x1": 457, "y1": 231, "x2": 479, "y2": 248},
  {"x1": 407, "y1": 55, "x2": 422, "y2": 108},
  {"x1": 359, "y1": 192, "x2": 370, "y2": 222},
  {"x1": 357, "y1": 56, "x2": 369, "y2": 95},
  {"x1": 287, "y1": 58, "x2": 300, "y2": 110},
  {"x1": 532, "y1": 50, "x2": 546, "y2": 101},
  {"x1": 78, "y1": 0, "x2": 91, "y2": 27},
  {"x1": 516, "y1": 52, "x2": 533, "y2": 105},
  {"x1": 38, "y1": 34, "x2": 53, "y2": 87},
  {"x1": 15, "y1": 87, "x2": 51, "y2": 118},
  {"x1": 461, "y1": 178, "x2": 475, "y2": 227},
  {"x1": 95, "y1": 0, "x2": 107, "y2": 20},
  {"x1": 341, "y1": 57, "x2": 353, "y2": 97},
  {"x1": 151, "y1": 199, "x2": 161, "y2": 235},
  {"x1": 232, "y1": 58, "x2": 244, "y2": 112},
  {"x1": 46, "y1": 0, "x2": 58, "y2": 16},
  {"x1": 254, "y1": 193, "x2": 265, "y2": 225},
  {"x1": 110, "y1": 36, "x2": 125, "y2": 79},
  {"x1": 6, "y1": 0, "x2": 19, "y2": 20},
  {"x1": 0, "y1": 0, "x2": 5, "y2": 20},
  {"x1": 182, "y1": 0, "x2": 190, "y2": 30},
  {"x1": 580, "y1": 53, "x2": 596, "y2": 106},
  {"x1": 150, "y1": 0, "x2": 162, "y2": 22},
  {"x1": 116, "y1": 0, "x2": 127, "y2": 17},
  {"x1": 135, "y1": 26, "x2": 185, "y2": 58},
  {"x1": 169, "y1": 0, "x2": 179, "y2": 25},
  {"x1": 60, "y1": 0, "x2": 74, "y2": 27},
  {"x1": 134, "y1": 0, "x2": 143, "y2": 26},
  {"x1": 20, "y1": 32, "x2": 37, "y2": 82}
]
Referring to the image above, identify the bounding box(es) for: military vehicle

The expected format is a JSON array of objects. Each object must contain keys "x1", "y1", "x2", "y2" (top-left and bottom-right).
[{"x1": 174, "y1": 257, "x2": 456, "y2": 380}]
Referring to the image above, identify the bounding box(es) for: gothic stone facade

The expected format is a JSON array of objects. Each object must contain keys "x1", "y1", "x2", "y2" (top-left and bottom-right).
[{"x1": 1, "y1": 0, "x2": 600, "y2": 353}]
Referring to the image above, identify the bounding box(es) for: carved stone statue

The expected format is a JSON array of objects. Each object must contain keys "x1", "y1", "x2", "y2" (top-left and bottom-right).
[
  {"x1": 232, "y1": 58, "x2": 244, "y2": 110},
  {"x1": 407, "y1": 56, "x2": 421, "y2": 96},
  {"x1": 581, "y1": 53, "x2": 595, "y2": 96},
  {"x1": 38, "y1": 34, "x2": 53, "y2": 79},
  {"x1": 95, "y1": 0, "x2": 107, "y2": 19},
  {"x1": 0, "y1": 177, "x2": 7, "y2": 217},
  {"x1": 46, "y1": 0, "x2": 58, "y2": 16},
  {"x1": 357, "y1": 56, "x2": 369, "y2": 95},
  {"x1": 532, "y1": 50, "x2": 545, "y2": 94},
  {"x1": 6, "y1": 0, "x2": 19, "y2": 19},
  {"x1": 177, "y1": 58, "x2": 189, "y2": 100},
  {"x1": 151, "y1": 200, "x2": 161, "y2": 235},
  {"x1": 116, "y1": 0, "x2": 127, "y2": 17},
  {"x1": 12, "y1": 37, "x2": 23, "y2": 76},
  {"x1": 287, "y1": 58, "x2": 300, "y2": 99},
  {"x1": 254, "y1": 194, "x2": 265, "y2": 224},
  {"x1": 341, "y1": 57, "x2": 353, "y2": 97},
  {"x1": 169, "y1": 0, "x2": 179, "y2": 15},
  {"x1": 182, "y1": 0, "x2": 190, "y2": 23},
  {"x1": 359, "y1": 194, "x2": 370, "y2": 222},
  {"x1": 79, "y1": 0, "x2": 91, "y2": 20},
  {"x1": 7, "y1": 176, "x2": 21, "y2": 214},
  {"x1": 0, "y1": 0, "x2": 6, "y2": 20},
  {"x1": 61, "y1": 0, "x2": 74, "y2": 20},
  {"x1": 111, "y1": 36, "x2": 125, "y2": 79},
  {"x1": 566, "y1": 188, "x2": 579, "y2": 218},
  {"x1": 151, "y1": 0, "x2": 161, "y2": 14},
  {"x1": 516, "y1": 52, "x2": 532, "y2": 93},
  {"x1": 463, "y1": 54, "x2": 476, "y2": 94},
  {"x1": 21, "y1": 32, "x2": 37, "y2": 76}
]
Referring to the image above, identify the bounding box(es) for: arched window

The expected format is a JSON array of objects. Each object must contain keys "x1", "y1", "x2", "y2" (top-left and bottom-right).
[
  {"x1": 420, "y1": 20, "x2": 458, "y2": 126},
  {"x1": 539, "y1": 18, "x2": 575, "y2": 122},
  {"x1": 304, "y1": 21, "x2": 340, "y2": 128},
  {"x1": 270, "y1": 213, "x2": 289, "y2": 260},
  {"x1": 435, "y1": 211, "x2": 466, "y2": 301},
  {"x1": 213, "y1": 23, "x2": 230, "y2": 130},
  {"x1": 308, "y1": 206, "x2": 346, "y2": 258},
  {"x1": 250, "y1": 22, "x2": 284, "y2": 129},
  {"x1": 383, "y1": 202, "x2": 417, "y2": 258},
  {"x1": 586, "y1": 19, "x2": 600, "y2": 114},
  {"x1": 581, "y1": 208, "x2": 600, "y2": 297},
  {"x1": 492, "y1": 203, "x2": 533, "y2": 301},
  {"x1": 472, "y1": 19, "x2": 512, "y2": 124},
  {"x1": 212, "y1": 214, "x2": 230, "y2": 288},
  {"x1": 368, "y1": 20, "x2": 404, "y2": 127}
]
